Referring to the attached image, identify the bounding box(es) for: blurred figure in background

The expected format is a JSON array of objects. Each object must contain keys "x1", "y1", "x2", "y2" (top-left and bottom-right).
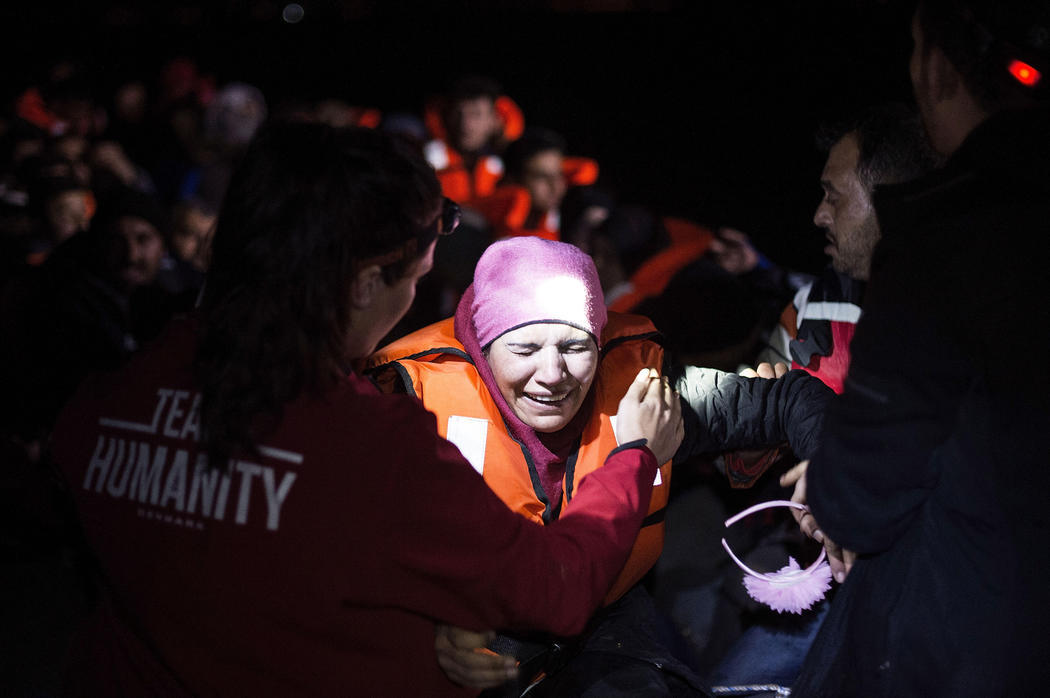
[
  {"x1": 472, "y1": 126, "x2": 599, "y2": 241},
  {"x1": 424, "y1": 75, "x2": 525, "y2": 206}
]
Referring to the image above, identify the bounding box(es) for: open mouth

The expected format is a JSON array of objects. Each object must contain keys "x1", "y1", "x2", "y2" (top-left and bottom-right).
[
  {"x1": 524, "y1": 391, "x2": 572, "y2": 407},
  {"x1": 824, "y1": 234, "x2": 837, "y2": 255}
]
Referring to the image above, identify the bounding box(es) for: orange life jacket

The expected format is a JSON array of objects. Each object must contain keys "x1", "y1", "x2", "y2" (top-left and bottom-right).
[
  {"x1": 423, "y1": 140, "x2": 506, "y2": 204},
  {"x1": 608, "y1": 218, "x2": 715, "y2": 313},
  {"x1": 469, "y1": 157, "x2": 601, "y2": 242},
  {"x1": 366, "y1": 312, "x2": 670, "y2": 604},
  {"x1": 423, "y1": 95, "x2": 526, "y2": 204},
  {"x1": 16, "y1": 88, "x2": 67, "y2": 136},
  {"x1": 423, "y1": 95, "x2": 526, "y2": 145}
]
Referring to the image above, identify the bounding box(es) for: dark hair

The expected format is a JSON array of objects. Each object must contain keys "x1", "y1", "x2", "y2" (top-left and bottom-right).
[
  {"x1": 194, "y1": 121, "x2": 440, "y2": 467},
  {"x1": 502, "y1": 127, "x2": 568, "y2": 181},
  {"x1": 447, "y1": 74, "x2": 503, "y2": 104},
  {"x1": 592, "y1": 204, "x2": 669, "y2": 279},
  {"x1": 917, "y1": 0, "x2": 1050, "y2": 110},
  {"x1": 817, "y1": 103, "x2": 939, "y2": 190},
  {"x1": 93, "y1": 186, "x2": 169, "y2": 235}
]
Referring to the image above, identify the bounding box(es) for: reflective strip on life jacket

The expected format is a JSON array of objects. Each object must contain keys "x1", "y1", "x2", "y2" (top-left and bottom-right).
[
  {"x1": 366, "y1": 313, "x2": 670, "y2": 604},
  {"x1": 446, "y1": 415, "x2": 489, "y2": 475},
  {"x1": 608, "y1": 415, "x2": 662, "y2": 487},
  {"x1": 784, "y1": 283, "x2": 862, "y2": 394},
  {"x1": 424, "y1": 140, "x2": 451, "y2": 170},
  {"x1": 425, "y1": 140, "x2": 506, "y2": 203},
  {"x1": 792, "y1": 301, "x2": 861, "y2": 325}
]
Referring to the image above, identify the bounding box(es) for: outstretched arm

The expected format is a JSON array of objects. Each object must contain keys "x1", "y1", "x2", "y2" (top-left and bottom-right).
[
  {"x1": 675, "y1": 365, "x2": 832, "y2": 462},
  {"x1": 429, "y1": 368, "x2": 683, "y2": 690}
]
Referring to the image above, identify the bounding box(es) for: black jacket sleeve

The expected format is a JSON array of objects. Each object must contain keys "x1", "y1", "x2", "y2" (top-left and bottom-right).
[{"x1": 674, "y1": 366, "x2": 832, "y2": 461}]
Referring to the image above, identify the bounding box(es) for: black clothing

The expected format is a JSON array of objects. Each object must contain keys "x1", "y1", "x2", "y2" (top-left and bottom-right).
[
  {"x1": 794, "y1": 107, "x2": 1050, "y2": 696},
  {"x1": 0, "y1": 231, "x2": 189, "y2": 441},
  {"x1": 676, "y1": 366, "x2": 832, "y2": 467}
]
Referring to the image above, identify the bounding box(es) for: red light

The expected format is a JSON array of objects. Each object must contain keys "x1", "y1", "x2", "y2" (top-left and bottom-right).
[{"x1": 1008, "y1": 59, "x2": 1042, "y2": 87}]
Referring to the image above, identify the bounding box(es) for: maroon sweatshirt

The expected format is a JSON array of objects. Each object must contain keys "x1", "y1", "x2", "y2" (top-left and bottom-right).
[{"x1": 52, "y1": 316, "x2": 657, "y2": 697}]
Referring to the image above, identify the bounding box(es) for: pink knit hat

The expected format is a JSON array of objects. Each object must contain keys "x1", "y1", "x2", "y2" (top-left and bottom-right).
[{"x1": 471, "y1": 237, "x2": 608, "y2": 348}]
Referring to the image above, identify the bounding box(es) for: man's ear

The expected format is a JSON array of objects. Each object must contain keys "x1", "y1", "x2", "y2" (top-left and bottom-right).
[
  {"x1": 924, "y1": 44, "x2": 962, "y2": 103},
  {"x1": 349, "y1": 264, "x2": 384, "y2": 309}
]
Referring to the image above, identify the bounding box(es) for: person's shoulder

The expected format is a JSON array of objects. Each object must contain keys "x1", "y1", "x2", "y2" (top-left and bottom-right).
[
  {"x1": 50, "y1": 318, "x2": 197, "y2": 468},
  {"x1": 877, "y1": 110, "x2": 1050, "y2": 242},
  {"x1": 365, "y1": 317, "x2": 460, "y2": 370},
  {"x1": 604, "y1": 311, "x2": 659, "y2": 341},
  {"x1": 311, "y1": 375, "x2": 455, "y2": 479},
  {"x1": 328, "y1": 372, "x2": 441, "y2": 433},
  {"x1": 62, "y1": 316, "x2": 198, "y2": 411}
]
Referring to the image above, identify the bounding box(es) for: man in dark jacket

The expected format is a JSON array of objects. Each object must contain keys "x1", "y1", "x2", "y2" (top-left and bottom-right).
[
  {"x1": 790, "y1": 1, "x2": 1050, "y2": 695},
  {"x1": 758, "y1": 104, "x2": 937, "y2": 395}
]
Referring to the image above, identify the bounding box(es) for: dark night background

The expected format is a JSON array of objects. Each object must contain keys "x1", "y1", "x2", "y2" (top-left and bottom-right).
[{"x1": 1, "y1": 0, "x2": 917, "y2": 275}]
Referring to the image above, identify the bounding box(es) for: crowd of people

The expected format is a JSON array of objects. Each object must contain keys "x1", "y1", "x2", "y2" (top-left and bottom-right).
[{"x1": 3, "y1": 0, "x2": 1049, "y2": 696}]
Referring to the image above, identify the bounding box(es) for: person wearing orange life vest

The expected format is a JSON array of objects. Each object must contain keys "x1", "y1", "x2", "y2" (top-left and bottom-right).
[
  {"x1": 423, "y1": 75, "x2": 525, "y2": 205},
  {"x1": 469, "y1": 126, "x2": 599, "y2": 242},
  {"x1": 46, "y1": 124, "x2": 685, "y2": 697},
  {"x1": 367, "y1": 236, "x2": 832, "y2": 694}
]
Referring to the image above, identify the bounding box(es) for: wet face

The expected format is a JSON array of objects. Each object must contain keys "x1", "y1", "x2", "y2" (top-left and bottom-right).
[
  {"x1": 486, "y1": 323, "x2": 598, "y2": 433},
  {"x1": 813, "y1": 132, "x2": 880, "y2": 281},
  {"x1": 522, "y1": 149, "x2": 568, "y2": 215},
  {"x1": 448, "y1": 96, "x2": 501, "y2": 154},
  {"x1": 117, "y1": 216, "x2": 165, "y2": 287}
]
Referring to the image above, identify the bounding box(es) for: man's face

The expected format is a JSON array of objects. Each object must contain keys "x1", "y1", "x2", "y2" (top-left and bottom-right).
[
  {"x1": 522, "y1": 149, "x2": 568, "y2": 215},
  {"x1": 117, "y1": 215, "x2": 165, "y2": 287},
  {"x1": 813, "y1": 132, "x2": 880, "y2": 281},
  {"x1": 448, "y1": 97, "x2": 501, "y2": 154}
]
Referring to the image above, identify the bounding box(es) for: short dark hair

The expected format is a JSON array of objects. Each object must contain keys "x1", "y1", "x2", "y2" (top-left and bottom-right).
[
  {"x1": 195, "y1": 122, "x2": 441, "y2": 467},
  {"x1": 93, "y1": 186, "x2": 169, "y2": 236},
  {"x1": 447, "y1": 75, "x2": 503, "y2": 104},
  {"x1": 502, "y1": 127, "x2": 567, "y2": 181},
  {"x1": 917, "y1": 0, "x2": 1050, "y2": 110},
  {"x1": 817, "y1": 103, "x2": 939, "y2": 190}
]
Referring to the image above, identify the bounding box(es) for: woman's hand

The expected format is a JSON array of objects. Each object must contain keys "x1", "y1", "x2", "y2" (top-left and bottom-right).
[
  {"x1": 434, "y1": 625, "x2": 517, "y2": 689},
  {"x1": 616, "y1": 368, "x2": 684, "y2": 464}
]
